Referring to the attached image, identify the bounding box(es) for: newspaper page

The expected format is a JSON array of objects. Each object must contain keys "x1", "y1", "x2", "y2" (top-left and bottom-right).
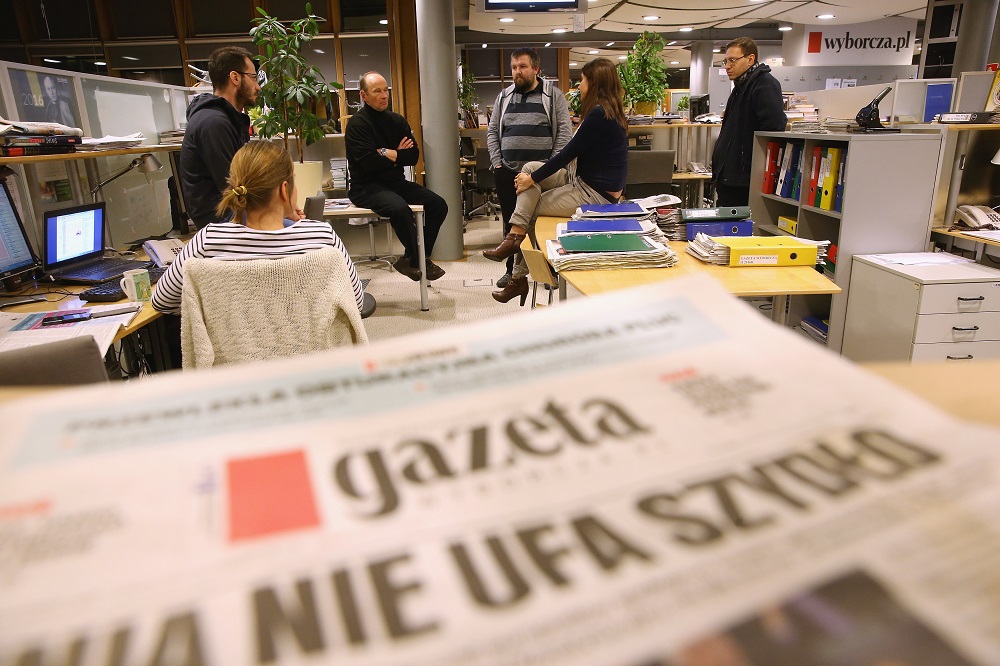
[{"x1": 1, "y1": 275, "x2": 999, "y2": 665}]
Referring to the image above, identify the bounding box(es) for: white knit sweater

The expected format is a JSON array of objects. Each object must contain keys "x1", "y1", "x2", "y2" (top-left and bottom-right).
[{"x1": 180, "y1": 247, "x2": 367, "y2": 369}]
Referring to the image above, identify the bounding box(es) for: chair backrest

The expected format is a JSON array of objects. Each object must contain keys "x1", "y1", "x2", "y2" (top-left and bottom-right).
[
  {"x1": 303, "y1": 195, "x2": 326, "y2": 221},
  {"x1": 626, "y1": 149, "x2": 675, "y2": 185},
  {"x1": 180, "y1": 247, "x2": 367, "y2": 369},
  {"x1": 474, "y1": 147, "x2": 496, "y2": 190},
  {"x1": 0, "y1": 336, "x2": 108, "y2": 385},
  {"x1": 522, "y1": 248, "x2": 558, "y2": 288}
]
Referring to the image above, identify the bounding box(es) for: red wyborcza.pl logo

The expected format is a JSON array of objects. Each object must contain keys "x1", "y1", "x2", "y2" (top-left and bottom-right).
[{"x1": 808, "y1": 32, "x2": 822, "y2": 53}]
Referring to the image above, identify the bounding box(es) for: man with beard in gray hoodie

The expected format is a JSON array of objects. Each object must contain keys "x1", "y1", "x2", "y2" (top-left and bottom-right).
[{"x1": 180, "y1": 47, "x2": 260, "y2": 229}]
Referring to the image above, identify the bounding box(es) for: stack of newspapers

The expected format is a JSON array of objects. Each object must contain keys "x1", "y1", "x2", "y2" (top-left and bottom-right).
[
  {"x1": 687, "y1": 232, "x2": 830, "y2": 267},
  {"x1": 547, "y1": 200, "x2": 678, "y2": 271}
]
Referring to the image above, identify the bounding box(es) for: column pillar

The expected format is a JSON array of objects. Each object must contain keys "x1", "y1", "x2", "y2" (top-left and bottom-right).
[
  {"x1": 415, "y1": 0, "x2": 463, "y2": 260},
  {"x1": 689, "y1": 41, "x2": 714, "y2": 97},
  {"x1": 952, "y1": 0, "x2": 1000, "y2": 74}
]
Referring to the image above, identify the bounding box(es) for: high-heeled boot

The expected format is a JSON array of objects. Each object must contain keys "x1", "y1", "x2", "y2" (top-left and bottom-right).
[
  {"x1": 483, "y1": 232, "x2": 525, "y2": 262},
  {"x1": 491, "y1": 275, "x2": 529, "y2": 305}
]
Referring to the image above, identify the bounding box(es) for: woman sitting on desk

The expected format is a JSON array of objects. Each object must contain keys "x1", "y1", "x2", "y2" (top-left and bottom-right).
[
  {"x1": 152, "y1": 140, "x2": 364, "y2": 315},
  {"x1": 482, "y1": 57, "x2": 629, "y2": 305}
]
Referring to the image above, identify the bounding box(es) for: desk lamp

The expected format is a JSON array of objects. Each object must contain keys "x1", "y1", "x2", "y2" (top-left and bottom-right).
[
  {"x1": 90, "y1": 153, "x2": 163, "y2": 250},
  {"x1": 90, "y1": 153, "x2": 162, "y2": 202}
]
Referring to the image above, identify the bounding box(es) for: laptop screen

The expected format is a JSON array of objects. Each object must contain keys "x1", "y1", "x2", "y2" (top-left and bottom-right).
[
  {"x1": 43, "y1": 202, "x2": 105, "y2": 272},
  {"x1": 0, "y1": 180, "x2": 41, "y2": 281}
]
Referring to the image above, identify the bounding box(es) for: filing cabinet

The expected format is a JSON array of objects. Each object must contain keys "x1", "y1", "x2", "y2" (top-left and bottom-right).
[{"x1": 843, "y1": 254, "x2": 1000, "y2": 362}]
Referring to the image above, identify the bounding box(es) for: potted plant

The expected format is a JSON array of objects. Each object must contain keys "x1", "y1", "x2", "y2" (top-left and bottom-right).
[
  {"x1": 677, "y1": 95, "x2": 689, "y2": 119},
  {"x1": 566, "y1": 81, "x2": 582, "y2": 118},
  {"x1": 457, "y1": 62, "x2": 480, "y2": 129},
  {"x1": 250, "y1": 3, "x2": 342, "y2": 203},
  {"x1": 618, "y1": 31, "x2": 669, "y2": 116}
]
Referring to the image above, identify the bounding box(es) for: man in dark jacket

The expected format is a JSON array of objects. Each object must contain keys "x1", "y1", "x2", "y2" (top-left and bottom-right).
[
  {"x1": 180, "y1": 47, "x2": 259, "y2": 229},
  {"x1": 711, "y1": 37, "x2": 786, "y2": 207},
  {"x1": 346, "y1": 71, "x2": 448, "y2": 281}
]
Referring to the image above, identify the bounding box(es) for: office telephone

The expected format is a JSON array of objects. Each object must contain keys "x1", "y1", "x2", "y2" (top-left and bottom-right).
[
  {"x1": 688, "y1": 162, "x2": 711, "y2": 175},
  {"x1": 143, "y1": 238, "x2": 184, "y2": 267},
  {"x1": 954, "y1": 205, "x2": 1000, "y2": 230}
]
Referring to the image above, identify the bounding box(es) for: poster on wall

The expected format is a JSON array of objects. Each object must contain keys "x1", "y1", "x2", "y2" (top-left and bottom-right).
[{"x1": 8, "y1": 69, "x2": 80, "y2": 128}]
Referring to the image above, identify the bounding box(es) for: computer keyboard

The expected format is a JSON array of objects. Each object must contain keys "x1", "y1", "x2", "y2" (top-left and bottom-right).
[{"x1": 79, "y1": 265, "x2": 168, "y2": 302}]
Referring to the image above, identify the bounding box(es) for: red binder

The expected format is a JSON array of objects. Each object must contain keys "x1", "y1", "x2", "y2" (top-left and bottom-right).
[
  {"x1": 763, "y1": 140, "x2": 781, "y2": 194},
  {"x1": 807, "y1": 146, "x2": 822, "y2": 207}
]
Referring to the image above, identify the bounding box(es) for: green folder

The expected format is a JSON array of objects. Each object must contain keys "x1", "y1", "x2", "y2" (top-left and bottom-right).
[{"x1": 559, "y1": 233, "x2": 652, "y2": 253}]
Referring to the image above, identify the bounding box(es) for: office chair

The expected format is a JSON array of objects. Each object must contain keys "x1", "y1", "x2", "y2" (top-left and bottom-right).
[
  {"x1": 467, "y1": 147, "x2": 500, "y2": 221},
  {"x1": 625, "y1": 149, "x2": 676, "y2": 200},
  {"x1": 180, "y1": 247, "x2": 368, "y2": 369},
  {"x1": 0, "y1": 337, "x2": 109, "y2": 385}
]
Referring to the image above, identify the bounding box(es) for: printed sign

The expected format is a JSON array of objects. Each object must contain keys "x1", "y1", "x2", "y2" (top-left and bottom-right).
[{"x1": 798, "y1": 18, "x2": 917, "y2": 66}]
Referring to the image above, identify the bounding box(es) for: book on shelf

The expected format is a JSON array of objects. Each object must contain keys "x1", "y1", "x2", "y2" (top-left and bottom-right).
[
  {"x1": 833, "y1": 149, "x2": 847, "y2": 213},
  {"x1": 0, "y1": 134, "x2": 81, "y2": 146},
  {"x1": 777, "y1": 215, "x2": 797, "y2": 234},
  {"x1": 0, "y1": 145, "x2": 76, "y2": 157},
  {"x1": 807, "y1": 146, "x2": 822, "y2": 207},
  {"x1": 779, "y1": 144, "x2": 802, "y2": 199},
  {"x1": 820, "y1": 146, "x2": 843, "y2": 211}
]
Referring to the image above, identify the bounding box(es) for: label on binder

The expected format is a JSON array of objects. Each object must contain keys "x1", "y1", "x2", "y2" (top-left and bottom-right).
[{"x1": 738, "y1": 254, "x2": 779, "y2": 266}]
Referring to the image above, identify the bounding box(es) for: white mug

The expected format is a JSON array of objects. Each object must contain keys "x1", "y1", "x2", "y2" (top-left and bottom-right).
[{"x1": 120, "y1": 269, "x2": 152, "y2": 302}]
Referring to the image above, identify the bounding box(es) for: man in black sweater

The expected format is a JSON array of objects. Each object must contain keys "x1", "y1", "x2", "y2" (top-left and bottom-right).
[
  {"x1": 180, "y1": 47, "x2": 258, "y2": 229},
  {"x1": 711, "y1": 37, "x2": 786, "y2": 207},
  {"x1": 345, "y1": 71, "x2": 447, "y2": 281}
]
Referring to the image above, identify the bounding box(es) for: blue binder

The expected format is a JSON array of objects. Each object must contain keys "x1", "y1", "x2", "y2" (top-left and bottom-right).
[
  {"x1": 566, "y1": 218, "x2": 644, "y2": 232},
  {"x1": 579, "y1": 202, "x2": 645, "y2": 216},
  {"x1": 685, "y1": 219, "x2": 754, "y2": 240}
]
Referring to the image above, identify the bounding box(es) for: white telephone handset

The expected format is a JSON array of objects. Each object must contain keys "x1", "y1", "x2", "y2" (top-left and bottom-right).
[
  {"x1": 954, "y1": 205, "x2": 1000, "y2": 229},
  {"x1": 143, "y1": 238, "x2": 184, "y2": 268}
]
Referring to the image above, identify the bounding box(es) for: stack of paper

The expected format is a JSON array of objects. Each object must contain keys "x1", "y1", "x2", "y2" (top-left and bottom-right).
[
  {"x1": 0, "y1": 117, "x2": 83, "y2": 137},
  {"x1": 575, "y1": 201, "x2": 648, "y2": 218},
  {"x1": 158, "y1": 128, "x2": 185, "y2": 145},
  {"x1": 686, "y1": 233, "x2": 830, "y2": 267},
  {"x1": 77, "y1": 132, "x2": 146, "y2": 150},
  {"x1": 546, "y1": 233, "x2": 678, "y2": 271},
  {"x1": 820, "y1": 117, "x2": 858, "y2": 132}
]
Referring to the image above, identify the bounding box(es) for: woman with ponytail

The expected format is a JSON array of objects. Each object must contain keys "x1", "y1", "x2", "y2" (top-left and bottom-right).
[{"x1": 152, "y1": 141, "x2": 364, "y2": 315}]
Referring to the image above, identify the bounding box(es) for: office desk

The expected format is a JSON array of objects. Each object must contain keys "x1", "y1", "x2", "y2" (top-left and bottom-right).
[
  {"x1": 535, "y1": 216, "x2": 841, "y2": 325},
  {"x1": 322, "y1": 204, "x2": 429, "y2": 311},
  {"x1": 671, "y1": 171, "x2": 712, "y2": 207},
  {"x1": 3, "y1": 290, "x2": 161, "y2": 343},
  {"x1": 931, "y1": 226, "x2": 1000, "y2": 261}
]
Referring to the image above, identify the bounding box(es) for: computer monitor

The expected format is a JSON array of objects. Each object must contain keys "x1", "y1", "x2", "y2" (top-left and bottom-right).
[
  {"x1": 0, "y1": 180, "x2": 41, "y2": 289},
  {"x1": 689, "y1": 94, "x2": 710, "y2": 118}
]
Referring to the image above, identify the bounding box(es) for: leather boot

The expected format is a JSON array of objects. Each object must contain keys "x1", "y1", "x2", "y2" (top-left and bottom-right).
[
  {"x1": 483, "y1": 232, "x2": 525, "y2": 262},
  {"x1": 491, "y1": 275, "x2": 529, "y2": 306}
]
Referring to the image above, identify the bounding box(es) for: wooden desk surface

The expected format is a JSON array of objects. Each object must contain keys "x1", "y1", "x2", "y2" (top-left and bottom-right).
[
  {"x1": 931, "y1": 226, "x2": 1000, "y2": 249},
  {"x1": 4, "y1": 285, "x2": 161, "y2": 343},
  {"x1": 0, "y1": 144, "x2": 180, "y2": 165},
  {"x1": 671, "y1": 172, "x2": 712, "y2": 181},
  {"x1": 535, "y1": 216, "x2": 842, "y2": 299}
]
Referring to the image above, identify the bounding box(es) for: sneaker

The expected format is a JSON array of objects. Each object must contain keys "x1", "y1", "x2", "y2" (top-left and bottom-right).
[
  {"x1": 392, "y1": 256, "x2": 422, "y2": 282},
  {"x1": 496, "y1": 273, "x2": 511, "y2": 288},
  {"x1": 425, "y1": 260, "x2": 446, "y2": 281}
]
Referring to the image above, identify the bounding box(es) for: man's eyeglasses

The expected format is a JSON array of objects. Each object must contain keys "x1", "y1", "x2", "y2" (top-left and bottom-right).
[
  {"x1": 720, "y1": 54, "x2": 750, "y2": 67},
  {"x1": 236, "y1": 70, "x2": 265, "y2": 85}
]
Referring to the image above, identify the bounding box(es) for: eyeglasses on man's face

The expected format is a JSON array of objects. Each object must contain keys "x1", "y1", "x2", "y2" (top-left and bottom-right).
[
  {"x1": 236, "y1": 70, "x2": 265, "y2": 85},
  {"x1": 721, "y1": 54, "x2": 750, "y2": 67}
]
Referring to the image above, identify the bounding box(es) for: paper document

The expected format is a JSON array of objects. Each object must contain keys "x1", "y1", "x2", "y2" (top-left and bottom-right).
[
  {"x1": 1, "y1": 276, "x2": 999, "y2": 665},
  {"x1": 870, "y1": 252, "x2": 973, "y2": 265},
  {"x1": 0, "y1": 303, "x2": 141, "y2": 355}
]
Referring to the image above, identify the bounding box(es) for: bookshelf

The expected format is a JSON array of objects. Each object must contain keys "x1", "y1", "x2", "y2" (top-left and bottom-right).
[{"x1": 750, "y1": 131, "x2": 944, "y2": 353}]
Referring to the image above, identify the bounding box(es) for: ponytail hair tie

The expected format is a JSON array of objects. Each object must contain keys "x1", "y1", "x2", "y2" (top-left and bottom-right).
[{"x1": 233, "y1": 185, "x2": 247, "y2": 196}]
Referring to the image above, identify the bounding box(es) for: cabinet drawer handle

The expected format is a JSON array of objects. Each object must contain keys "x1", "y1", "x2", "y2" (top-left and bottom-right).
[
  {"x1": 957, "y1": 296, "x2": 985, "y2": 301},
  {"x1": 945, "y1": 355, "x2": 974, "y2": 360},
  {"x1": 952, "y1": 326, "x2": 980, "y2": 331}
]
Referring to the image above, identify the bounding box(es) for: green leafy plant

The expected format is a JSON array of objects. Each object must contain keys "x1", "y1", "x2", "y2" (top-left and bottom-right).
[
  {"x1": 677, "y1": 95, "x2": 689, "y2": 112},
  {"x1": 250, "y1": 3, "x2": 343, "y2": 162},
  {"x1": 457, "y1": 62, "x2": 479, "y2": 128},
  {"x1": 618, "y1": 31, "x2": 669, "y2": 111},
  {"x1": 566, "y1": 81, "x2": 582, "y2": 116}
]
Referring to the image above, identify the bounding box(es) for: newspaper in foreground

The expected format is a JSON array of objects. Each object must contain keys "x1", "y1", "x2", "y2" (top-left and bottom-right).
[{"x1": 1, "y1": 275, "x2": 999, "y2": 665}]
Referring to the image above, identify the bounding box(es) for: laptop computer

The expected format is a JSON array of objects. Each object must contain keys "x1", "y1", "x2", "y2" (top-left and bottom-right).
[{"x1": 42, "y1": 202, "x2": 149, "y2": 284}]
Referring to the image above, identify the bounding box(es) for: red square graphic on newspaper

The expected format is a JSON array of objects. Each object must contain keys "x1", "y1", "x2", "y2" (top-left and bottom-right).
[{"x1": 227, "y1": 450, "x2": 320, "y2": 542}]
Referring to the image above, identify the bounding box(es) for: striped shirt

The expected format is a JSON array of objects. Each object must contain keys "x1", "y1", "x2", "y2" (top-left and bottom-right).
[
  {"x1": 500, "y1": 87, "x2": 555, "y2": 169},
  {"x1": 151, "y1": 220, "x2": 364, "y2": 315}
]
